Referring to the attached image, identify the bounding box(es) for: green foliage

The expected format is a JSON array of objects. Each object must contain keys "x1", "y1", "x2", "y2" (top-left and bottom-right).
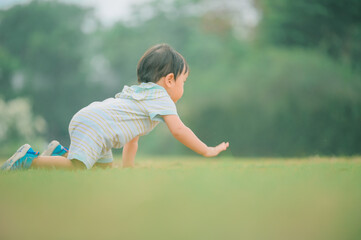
[
  {"x1": 0, "y1": 97, "x2": 46, "y2": 157},
  {"x1": 193, "y1": 48, "x2": 361, "y2": 156},
  {"x1": 0, "y1": 46, "x2": 19, "y2": 99},
  {"x1": 0, "y1": 0, "x2": 360, "y2": 156},
  {"x1": 0, "y1": 1, "x2": 105, "y2": 144},
  {"x1": 257, "y1": 0, "x2": 361, "y2": 71}
]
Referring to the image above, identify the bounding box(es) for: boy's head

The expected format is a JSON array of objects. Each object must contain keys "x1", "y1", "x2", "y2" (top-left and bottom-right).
[{"x1": 137, "y1": 44, "x2": 189, "y2": 84}]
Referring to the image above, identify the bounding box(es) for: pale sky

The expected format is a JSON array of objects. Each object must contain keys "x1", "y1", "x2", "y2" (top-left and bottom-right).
[
  {"x1": 62, "y1": 0, "x2": 151, "y2": 25},
  {"x1": 0, "y1": 0, "x2": 150, "y2": 25},
  {"x1": 0, "y1": 0, "x2": 259, "y2": 29}
]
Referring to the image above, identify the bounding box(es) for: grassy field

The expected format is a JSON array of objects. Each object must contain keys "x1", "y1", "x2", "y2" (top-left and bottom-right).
[{"x1": 0, "y1": 156, "x2": 361, "y2": 240}]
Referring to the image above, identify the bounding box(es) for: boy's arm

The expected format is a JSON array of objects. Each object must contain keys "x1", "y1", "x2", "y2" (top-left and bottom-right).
[
  {"x1": 163, "y1": 115, "x2": 229, "y2": 157},
  {"x1": 122, "y1": 136, "x2": 139, "y2": 168}
]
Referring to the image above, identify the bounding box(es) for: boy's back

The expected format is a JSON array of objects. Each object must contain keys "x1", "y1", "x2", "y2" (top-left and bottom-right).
[{"x1": 67, "y1": 82, "x2": 177, "y2": 168}]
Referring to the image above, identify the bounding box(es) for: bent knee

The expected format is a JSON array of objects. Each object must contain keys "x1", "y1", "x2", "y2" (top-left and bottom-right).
[{"x1": 71, "y1": 159, "x2": 87, "y2": 170}]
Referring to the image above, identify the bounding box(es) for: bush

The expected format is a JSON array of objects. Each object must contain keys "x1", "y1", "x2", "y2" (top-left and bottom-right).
[
  {"x1": 0, "y1": 98, "x2": 46, "y2": 156},
  {"x1": 192, "y1": 48, "x2": 361, "y2": 156}
]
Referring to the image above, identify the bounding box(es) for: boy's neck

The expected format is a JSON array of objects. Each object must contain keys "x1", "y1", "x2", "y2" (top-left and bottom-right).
[{"x1": 155, "y1": 77, "x2": 170, "y2": 90}]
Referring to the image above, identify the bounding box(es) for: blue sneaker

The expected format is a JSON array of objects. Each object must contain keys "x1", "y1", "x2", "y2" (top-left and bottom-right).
[
  {"x1": 41, "y1": 140, "x2": 68, "y2": 156},
  {"x1": 1, "y1": 144, "x2": 39, "y2": 171}
]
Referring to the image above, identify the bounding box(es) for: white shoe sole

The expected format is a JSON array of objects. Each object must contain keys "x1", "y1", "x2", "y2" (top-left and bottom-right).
[
  {"x1": 2, "y1": 144, "x2": 31, "y2": 171},
  {"x1": 40, "y1": 140, "x2": 60, "y2": 156}
]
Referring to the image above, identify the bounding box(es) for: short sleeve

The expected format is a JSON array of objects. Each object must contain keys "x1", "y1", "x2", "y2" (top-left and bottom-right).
[{"x1": 146, "y1": 95, "x2": 178, "y2": 122}]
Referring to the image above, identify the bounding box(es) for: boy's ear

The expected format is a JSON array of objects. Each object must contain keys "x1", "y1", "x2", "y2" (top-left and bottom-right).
[{"x1": 165, "y1": 73, "x2": 175, "y2": 87}]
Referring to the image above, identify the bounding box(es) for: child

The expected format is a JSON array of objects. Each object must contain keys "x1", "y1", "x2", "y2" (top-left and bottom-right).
[{"x1": 1, "y1": 44, "x2": 229, "y2": 171}]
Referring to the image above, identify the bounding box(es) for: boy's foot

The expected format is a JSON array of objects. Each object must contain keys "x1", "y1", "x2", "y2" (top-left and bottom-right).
[
  {"x1": 1, "y1": 144, "x2": 39, "y2": 171},
  {"x1": 41, "y1": 140, "x2": 68, "y2": 156}
]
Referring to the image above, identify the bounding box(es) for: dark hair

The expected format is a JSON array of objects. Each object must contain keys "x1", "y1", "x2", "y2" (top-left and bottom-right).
[{"x1": 137, "y1": 44, "x2": 189, "y2": 83}]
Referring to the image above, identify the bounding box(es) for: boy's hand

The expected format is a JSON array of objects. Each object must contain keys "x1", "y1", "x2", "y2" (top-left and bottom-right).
[
  {"x1": 204, "y1": 142, "x2": 230, "y2": 157},
  {"x1": 163, "y1": 115, "x2": 229, "y2": 157}
]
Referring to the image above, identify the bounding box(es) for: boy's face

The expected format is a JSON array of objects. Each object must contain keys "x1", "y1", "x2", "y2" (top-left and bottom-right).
[{"x1": 169, "y1": 70, "x2": 188, "y2": 103}]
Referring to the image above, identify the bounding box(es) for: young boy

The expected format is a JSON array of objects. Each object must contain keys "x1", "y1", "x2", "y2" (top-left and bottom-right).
[{"x1": 1, "y1": 44, "x2": 229, "y2": 171}]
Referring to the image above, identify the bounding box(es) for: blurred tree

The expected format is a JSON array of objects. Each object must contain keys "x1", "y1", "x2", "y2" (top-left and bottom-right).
[
  {"x1": 0, "y1": 0, "x2": 360, "y2": 156},
  {"x1": 0, "y1": 1, "x2": 103, "y2": 144},
  {"x1": 0, "y1": 97, "x2": 46, "y2": 143},
  {"x1": 0, "y1": 46, "x2": 19, "y2": 99},
  {"x1": 193, "y1": 49, "x2": 361, "y2": 156},
  {"x1": 101, "y1": 0, "x2": 247, "y2": 89},
  {"x1": 256, "y1": 0, "x2": 361, "y2": 71}
]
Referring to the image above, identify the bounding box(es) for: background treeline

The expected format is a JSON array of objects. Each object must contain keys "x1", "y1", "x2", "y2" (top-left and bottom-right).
[{"x1": 0, "y1": 0, "x2": 360, "y2": 157}]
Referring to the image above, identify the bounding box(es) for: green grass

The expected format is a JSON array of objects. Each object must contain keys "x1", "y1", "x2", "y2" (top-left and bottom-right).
[{"x1": 1, "y1": 156, "x2": 361, "y2": 240}]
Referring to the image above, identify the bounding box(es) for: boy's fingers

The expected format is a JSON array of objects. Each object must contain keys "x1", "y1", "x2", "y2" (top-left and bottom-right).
[
  {"x1": 213, "y1": 142, "x2": 229, "y2": 155},
  {"x1": 218, "y1": 142, "x2": 228, "y2": 151},
  {"x1": 221, "y1": 142, "x2": 229, "y2": 151}
]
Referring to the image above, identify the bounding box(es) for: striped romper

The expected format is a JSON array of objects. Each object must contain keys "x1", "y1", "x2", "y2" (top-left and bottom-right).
[{"x1": 67, "y1": 82, "x2": 178, "y2": 169}]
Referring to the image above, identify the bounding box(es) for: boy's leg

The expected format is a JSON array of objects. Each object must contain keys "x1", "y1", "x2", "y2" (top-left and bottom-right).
[
  {"x1": 93, "y1": 149, "x2": 113, "y2": 169},
  {"x1": 31, "y1": 156, "x2": 86, "y2": 170},
  {"x1": 1, "y1": 143, "x2": 86, "y2": 171},
  {"x1": 41, "y1": 140, "x2": 69, "y2": 157},
  {"x1": 1, "y1": 144, "x2": 39, "y2": 171}
]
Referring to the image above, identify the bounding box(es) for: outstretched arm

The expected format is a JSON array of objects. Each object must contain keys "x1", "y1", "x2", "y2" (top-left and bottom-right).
[
  {"x1": 122, "y1": 136, "x2": 139, "y2": 168},
  {"x1": 163, "y1": 115, "x2": 229, "y2": 157}
]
